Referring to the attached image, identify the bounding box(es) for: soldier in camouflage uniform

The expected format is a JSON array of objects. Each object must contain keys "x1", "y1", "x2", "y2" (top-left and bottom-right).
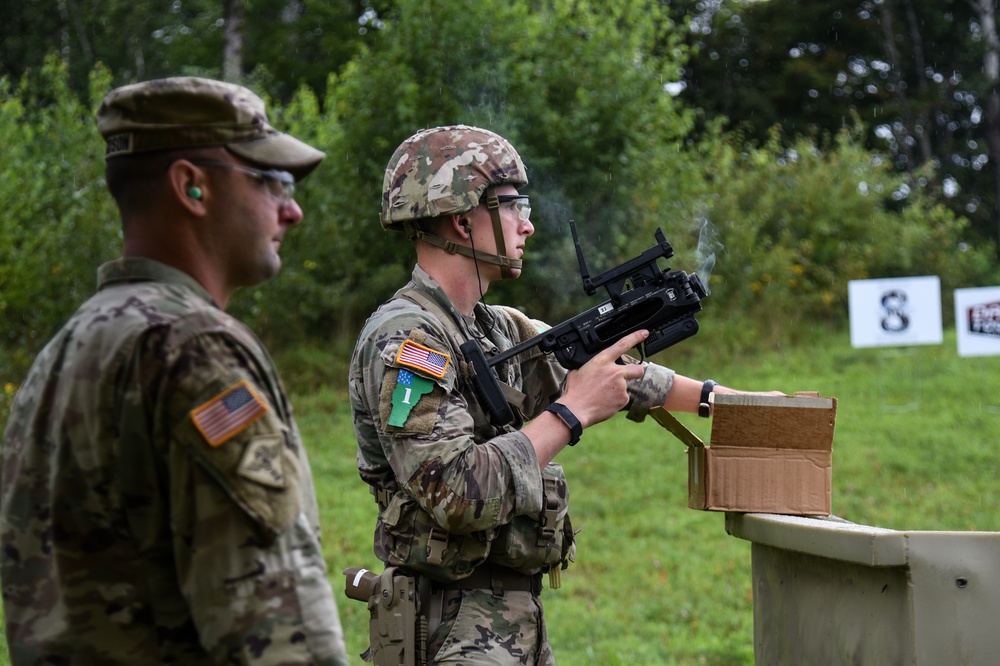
[
  {"x1": 349, "y1": 125, "x2": 772, "y2": 665},
  {"x1": 1, "y1": 78, "x2": 349, "y2": 665}
]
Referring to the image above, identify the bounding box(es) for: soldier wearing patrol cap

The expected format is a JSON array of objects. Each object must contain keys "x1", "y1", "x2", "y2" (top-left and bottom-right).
[
  {"x1": 1, "y1": 77, "x2": 349, "y2": 665},
  {"x1": 349, "y1": 125, "x2": 780, "y2": 664}
]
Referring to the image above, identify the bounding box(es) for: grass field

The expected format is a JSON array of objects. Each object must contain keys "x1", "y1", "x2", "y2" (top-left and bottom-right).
[{"x1": 2, "y1": 325, "x2": 999, "y2": 664}]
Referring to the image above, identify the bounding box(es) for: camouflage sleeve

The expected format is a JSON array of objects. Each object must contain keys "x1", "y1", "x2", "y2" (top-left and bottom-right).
[
  {"x1": 625, "y1": 361, "x2": 676, "y2": 422},
  {"x1": 494, "y1": 306, "x2": 568, "y2": 420},
  {"x1": 160, "y1": 332, "x2": 348, "y2": 665},
  {"x1": 354, "y1": 310, "x2": 544, "y2": 535}
]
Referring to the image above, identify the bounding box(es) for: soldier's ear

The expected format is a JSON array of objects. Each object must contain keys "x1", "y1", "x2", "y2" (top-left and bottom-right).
[{"x1": 168, "y1": 160, "x2": 209, "y2": 216}]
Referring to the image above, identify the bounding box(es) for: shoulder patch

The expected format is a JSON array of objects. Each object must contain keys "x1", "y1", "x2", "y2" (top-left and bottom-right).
[
  {"x1": 379, "y1": 368, "x2": 445, "y2": 435},
  {"x1": 191, "y1": 380, "x2": 268, "y2": 446},
  {"x1": 388, "y1": 370, "x2": 435, "y2": 427},
  {"x1": 395, "y1": 339, "x2": 450, "y2": 379},
  {"x1": 237, "y1": 434, "x2": 286, "y2": 488}
]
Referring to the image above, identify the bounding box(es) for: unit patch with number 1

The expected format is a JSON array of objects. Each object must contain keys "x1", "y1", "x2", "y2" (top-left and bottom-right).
[{"x1": 388, "y1": 369, "x2": 435, "y2": 427}]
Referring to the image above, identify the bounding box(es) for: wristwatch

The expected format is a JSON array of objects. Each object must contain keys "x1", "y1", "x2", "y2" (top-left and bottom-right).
[
  {"x1": 698, "y1": 379, "x2": 717, "y2": 418},
  {"x1": 546, "y1": 402, "x2": 583, "y2": 446}
]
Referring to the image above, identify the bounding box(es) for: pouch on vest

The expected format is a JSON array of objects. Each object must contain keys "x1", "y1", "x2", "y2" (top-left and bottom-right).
[
  {"x1": 488, "y1": 462, "x2": 574, "y2": 572},
  {"x1": 379, "y1": 491, "x2": 496, "y2": 582}
]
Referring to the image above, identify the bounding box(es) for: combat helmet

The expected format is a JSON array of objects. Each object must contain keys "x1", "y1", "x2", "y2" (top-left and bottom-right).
[{"x1": 381, "y1": 125, "x2": 529, "y2": 279}]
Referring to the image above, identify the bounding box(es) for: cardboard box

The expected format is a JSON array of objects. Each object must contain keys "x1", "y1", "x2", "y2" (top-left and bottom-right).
[{"x1": 650, "y1": 393, "x2": 837, "y2": 516}]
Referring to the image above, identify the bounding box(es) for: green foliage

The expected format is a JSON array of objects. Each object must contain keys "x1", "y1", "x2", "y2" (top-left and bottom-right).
[
  {"x1": 0, "y1": 0, "x2": 377, "y2": 103},
  {"x1": 681, "y1": 0, "x2": 883, "y2": 144},
  {"x1": 492, "y1": 0, "x2": 698, "y2": 314},
  {"x1": 678, "y1": 0, "x2": 999, "y2": 250},
  {"x1": 242, "y1": 0, "x2": 385, "y2": 100},
  {"x1": 0, "y1": 58, "x2": 117, "y2": 377},
  {"x1": 689, "y1": 125, "x2": 999, "y2": 350},
  {"x1": 232, "y1": 0, "x2": 700, "y2": 342},
  {"x1": 2, "y1": 2, "x2": 999, "y2": 378}
]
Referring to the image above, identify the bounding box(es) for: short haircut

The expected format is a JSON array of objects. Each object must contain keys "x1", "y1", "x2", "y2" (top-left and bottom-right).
[{"x1": 104, "y1": 146, "x2": 222, "y2": 214}]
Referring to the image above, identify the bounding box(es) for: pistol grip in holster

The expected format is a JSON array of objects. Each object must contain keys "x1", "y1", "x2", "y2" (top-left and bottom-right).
[{"x1": 344, "y1": 566, "x2": 428, "y2": 666}]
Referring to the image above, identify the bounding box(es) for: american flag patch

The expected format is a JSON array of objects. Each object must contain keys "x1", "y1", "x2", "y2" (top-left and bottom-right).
[
  {"x1": 395, "y1": 340, "x2": 450, "y2": 379},
  {"x1": 191, "y1": 380, "x2": 268, "y2": 447}
]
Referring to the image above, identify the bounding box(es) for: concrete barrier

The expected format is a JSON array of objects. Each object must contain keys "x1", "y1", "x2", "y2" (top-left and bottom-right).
[{"x1": 726, "y1": 512, "x2": 1000, "y2": 665}]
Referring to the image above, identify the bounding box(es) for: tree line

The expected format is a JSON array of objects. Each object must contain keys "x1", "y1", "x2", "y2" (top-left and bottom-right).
[
  {"x1": 1, "y1": 0, "x2": 998, "y2": 382},
  {"x1": 7, "y1": 1, "x2": 997, "y2": 249},
  {"x1": 675, "y1": 0, "x2": 1000, "y2": 251}
]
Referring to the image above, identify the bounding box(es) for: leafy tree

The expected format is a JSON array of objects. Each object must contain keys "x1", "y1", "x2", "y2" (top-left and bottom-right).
[
  {"x1": 675, "y1": 0, "x2": 1000, "y2": 251},
  {"x1": 2, "y1": 0, "x2": 226, "y2": 94},
  {"x1": 0, "y1": 0, "x2": 389, "y2": 102},
  {"x1": 678, "y1": 0, "x2": 879, "y2": 140},
  {"x1": 0, "y1": 58, "x2": 117, "y2": 375},
  {"x1": 241, "y1": 0, "x2": 394, "y2": 99},
  {"x1": 253, "y1": 0, "x2": 701, "y2": 343},
  {"x1": 692, "y1": 123, "x2": 999, "y2": 349}
]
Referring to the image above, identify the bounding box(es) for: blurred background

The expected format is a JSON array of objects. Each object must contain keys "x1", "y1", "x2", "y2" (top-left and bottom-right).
[{"x1": 2, "y1": 0, "x2": 999, "y2": 380}]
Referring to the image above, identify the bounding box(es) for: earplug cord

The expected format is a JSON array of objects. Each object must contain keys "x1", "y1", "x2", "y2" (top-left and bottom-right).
[{"x1": 466, "y1": 221, "x2": 498, "y2": 338}]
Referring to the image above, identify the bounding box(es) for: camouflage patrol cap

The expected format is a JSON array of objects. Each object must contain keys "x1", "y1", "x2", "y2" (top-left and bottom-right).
[
  {"x1": 97, "y1": 77, "x2": 325, "y2": 180},
  {"x1": 381, "y1": 125, "x2": 528, "y2": 230}
]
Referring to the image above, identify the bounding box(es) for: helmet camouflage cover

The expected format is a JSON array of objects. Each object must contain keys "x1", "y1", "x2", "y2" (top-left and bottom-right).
[{"x1": 381, "y1": 125, "x2": 528, "y2": 230}]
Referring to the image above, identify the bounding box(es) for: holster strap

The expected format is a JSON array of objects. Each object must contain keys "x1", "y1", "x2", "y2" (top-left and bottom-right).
[
  {"x1": 373, "y1": 486, "x2": 393, "y2": 508},
  {"x1": 429, "y1": 564, "x2": 543, "y2": 597}
]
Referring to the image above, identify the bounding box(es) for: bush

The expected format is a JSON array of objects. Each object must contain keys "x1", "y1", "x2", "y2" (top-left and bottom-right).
[
  {"x1": 3, "y1": 37, "x2": 997, "y2": 383},
  {"x1": 0, "y1": 59, "x2": 118, "y2": 379},
  {"x1": 689, "y1": 125, "x2": 1000, "y2": 350}
]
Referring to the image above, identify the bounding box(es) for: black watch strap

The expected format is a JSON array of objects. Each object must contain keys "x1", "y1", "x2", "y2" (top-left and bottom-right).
[
  {"x1": 546, "y1": 402, "x2": 583, "y2": 446},
  {"x1": 698, "y1": 379, "x2": 717, "y2": 418}
]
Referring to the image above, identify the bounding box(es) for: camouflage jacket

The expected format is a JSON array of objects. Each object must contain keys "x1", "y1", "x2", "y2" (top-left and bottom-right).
[
  {"x1": 0, "y1": 258, "x2": 348, "y2": 665},
  {"x1": 349, "y1": 265, "x2": 674, "y2": 581}
]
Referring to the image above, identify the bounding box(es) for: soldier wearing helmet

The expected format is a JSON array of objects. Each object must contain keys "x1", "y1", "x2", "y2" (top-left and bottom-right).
[
  {"x1": 349, "y1": 125, "x2": 778, "y2": 664},
  {"x1": 381, "y1": 124, "x2": 530, "y2": 280}
]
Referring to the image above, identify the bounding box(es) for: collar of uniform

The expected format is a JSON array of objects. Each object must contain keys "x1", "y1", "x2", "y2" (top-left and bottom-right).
[
  {"x1": 412, "y1": 264, "x2": 494, "y2": 329},
  {"x1": 97, "y1": 257, "x2": 217, "y2": 306},
  {"x1": 409, "y1": 264, "x2": 469, "y2": 321}
]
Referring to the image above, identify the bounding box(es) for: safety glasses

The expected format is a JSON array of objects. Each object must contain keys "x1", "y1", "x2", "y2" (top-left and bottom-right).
[
  {"x1": 190, "y1": 161, "x2": 296, "y2": 204},
  {"x1": 495, "y1": 194, "x2": 531, "y2": 222}
]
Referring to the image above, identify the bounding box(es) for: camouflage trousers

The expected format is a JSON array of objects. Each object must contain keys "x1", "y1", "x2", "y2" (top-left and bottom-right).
[{"x1": 427, "y1": 588, "x2": 554, "y2": 665}]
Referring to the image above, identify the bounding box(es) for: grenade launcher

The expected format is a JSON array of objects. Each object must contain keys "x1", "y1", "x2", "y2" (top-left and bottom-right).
[{"x1": 460, "y1": 221, "x2": 708, "y2": 428}]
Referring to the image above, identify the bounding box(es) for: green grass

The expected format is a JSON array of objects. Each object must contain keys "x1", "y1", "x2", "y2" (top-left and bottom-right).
[
  {"x1": 2, "y1": 325, "x2": 1000, "y2": 664},
  {"x1": 295, "y1": 325, "x2": 1000, "y2": 665}
]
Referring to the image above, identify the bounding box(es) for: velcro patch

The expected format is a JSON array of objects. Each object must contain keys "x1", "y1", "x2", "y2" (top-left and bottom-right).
[
  {"x1": 238, "y1": 435, "x2": 286, "y2": 488},
  {"x1": 388, "y1": 370, "x2": 435, "y2": 427},
  {"x1": 395, "y1": 339, "x2": 450, "y2": 379},
  {"x1": 379, "y1": 368, "x2": 445, "y2": 435},
  {"x1": 191, "y1": 380, "x2": 268, "y2": 446},
  {"x1": 105, "y1": 132, "x2": 133, "y2": 157}
]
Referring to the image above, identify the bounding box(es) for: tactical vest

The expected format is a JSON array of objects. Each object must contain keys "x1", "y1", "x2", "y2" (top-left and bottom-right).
[{"x1": 374, "y1": 285, "x2": 575, "y2": 582}]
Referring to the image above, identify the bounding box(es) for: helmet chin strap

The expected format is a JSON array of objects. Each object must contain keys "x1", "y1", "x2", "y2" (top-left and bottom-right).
[
  {"x1": 402, "y1": 187, "x2": 521, "y2": 279},
  {"x1": 482, "y1": 188, "x2": 516, "y2": 280}
]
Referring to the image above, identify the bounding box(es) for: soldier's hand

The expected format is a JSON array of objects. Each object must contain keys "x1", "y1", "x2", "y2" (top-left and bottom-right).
[{"x1": 559, "y1": 329, "x2": 648, "y2": 429}]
